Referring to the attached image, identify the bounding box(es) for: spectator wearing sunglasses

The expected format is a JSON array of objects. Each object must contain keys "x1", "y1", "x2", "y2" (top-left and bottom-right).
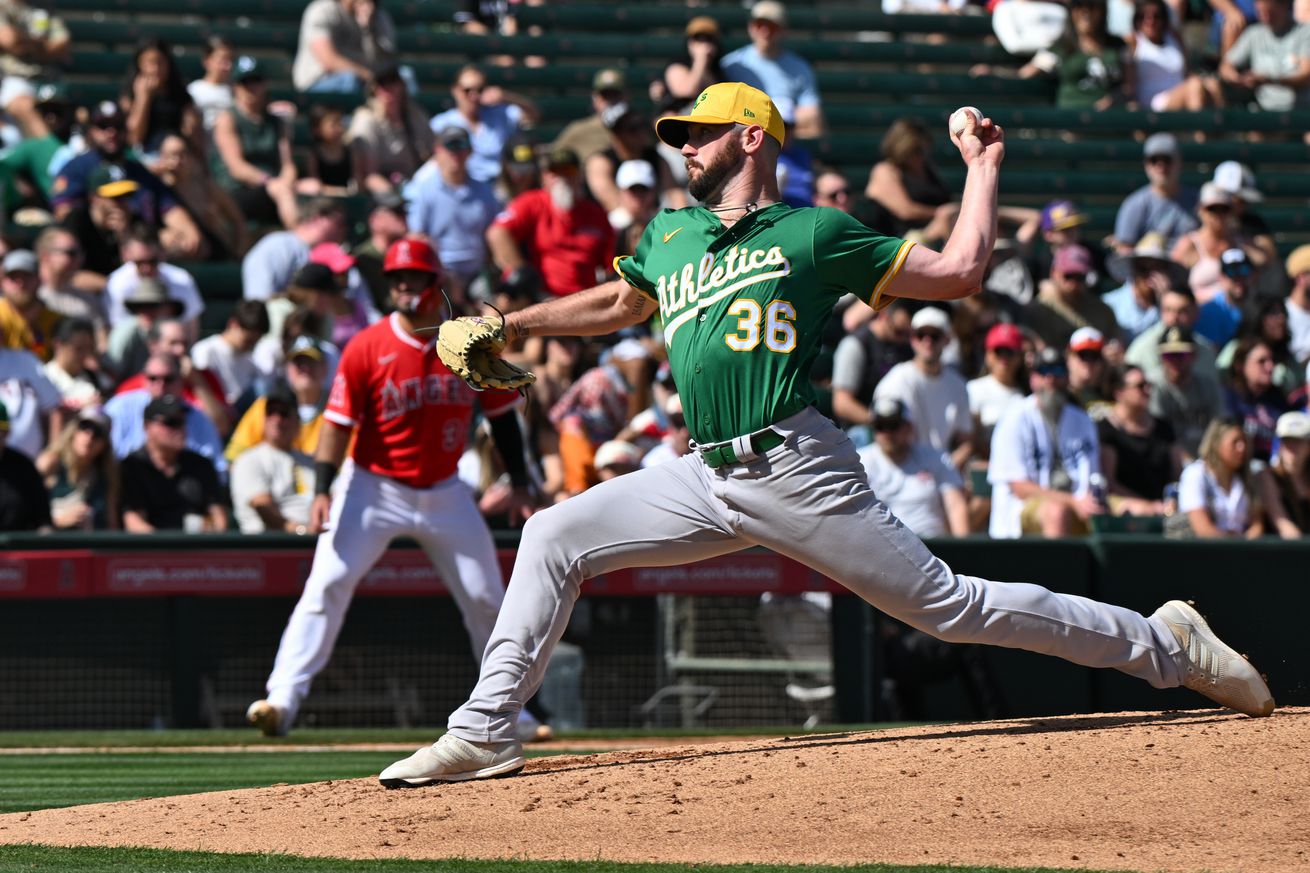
[
  {"x1": 1110, "y1": 133, "x2": 1198, "y2": 255},
  {"x1": 429, "y1": 65, "x2": 539, "y2": 185},
  {"x1": 1171, "y1": 183, "x2": 1264, "y2": 305},
  {"x1": 36, "y1": 407, "x2": 120, "y2": 530},
  {"x1": 1067, "y1": 327, "x2": 1114, "y2": 415},
  {"x1": 967, "y1": 322, "x2": 1027, "y2": 458},
  {"x1": 1023, "y1": 244, "x2": 1122, "y2": 351},
  {"x1": 119, "y1": 393, "x2": 226, "y2": 532},
  {"x1": 873, "y1": 306, "x2": 973, "y2": 469},
  {"x1": 662, "y1": 16, "x2": 726, "y2": 104},
  {"x1": 1195, "y1": 247, "x2": 1259, "y2": 348},
  {"x1": 104, "y1": 352, "x2": 227, "y2": 476},
  {"x1": 1098, "y1": 364, "x2": 1179, "y2": 514}
]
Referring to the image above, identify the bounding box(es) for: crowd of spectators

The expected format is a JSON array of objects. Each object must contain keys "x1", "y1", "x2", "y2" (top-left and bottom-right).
[{"x1": 0, "y1": 0, "x2": 1308, "y2": 543}]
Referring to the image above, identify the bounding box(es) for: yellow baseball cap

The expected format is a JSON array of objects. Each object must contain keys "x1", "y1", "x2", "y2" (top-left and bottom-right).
[{"x1": 655, "y1": 82, "x2": 785, "y2": 149}]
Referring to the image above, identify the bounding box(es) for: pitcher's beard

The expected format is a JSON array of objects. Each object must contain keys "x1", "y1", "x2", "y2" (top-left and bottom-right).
[{"x1": 687, "y1": 138, "x2": 743, "y2": 203}]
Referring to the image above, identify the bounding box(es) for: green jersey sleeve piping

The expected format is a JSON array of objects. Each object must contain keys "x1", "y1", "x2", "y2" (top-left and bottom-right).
[{"x1": 613, "y1": 255, "x2": 659, "y2": 304}]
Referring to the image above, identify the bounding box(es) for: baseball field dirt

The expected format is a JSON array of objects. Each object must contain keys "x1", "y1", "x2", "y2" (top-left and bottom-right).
[{"x1": 3, "y1": 709, "x2": 1306, "y2": 872}]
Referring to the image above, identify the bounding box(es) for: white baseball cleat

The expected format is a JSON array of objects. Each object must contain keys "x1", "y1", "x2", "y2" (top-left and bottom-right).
[
  {"x1": 379, "y1": 733, "x2": 525, "y2": 788},
  {"x1": 245, "y1": 699, "x2": 289, "y2": 737},
  {"x1": 1153, "y1": 600, "x2": 1275, "y2": 717}
]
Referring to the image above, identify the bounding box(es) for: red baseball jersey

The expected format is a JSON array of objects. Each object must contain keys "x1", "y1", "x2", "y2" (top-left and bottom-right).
[
  {"x1": 324, "y1": 313, "x2": 519, "y2": 488},
  {"x1": 492, "y1": 188, "x2": 615, "y2": 296}
]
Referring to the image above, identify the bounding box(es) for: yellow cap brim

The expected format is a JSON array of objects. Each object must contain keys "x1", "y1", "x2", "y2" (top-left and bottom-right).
[{"x1": 97, "y1": 181, "x2": 139, "y2": 198}]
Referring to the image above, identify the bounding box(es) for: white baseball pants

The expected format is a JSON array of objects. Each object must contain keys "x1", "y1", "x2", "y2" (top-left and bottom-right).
[
  {"x1": 448, "y1": 407, "x2": 1186, "y2": 742},
  {"x1": 264, "y1": 462, "x2": 505, "y2": 725}
]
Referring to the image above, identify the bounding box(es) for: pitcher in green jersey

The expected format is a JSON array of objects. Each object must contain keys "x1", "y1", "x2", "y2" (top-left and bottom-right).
[{"x1": 380, "y1": 82, "x2": 1273, "y2": 787}]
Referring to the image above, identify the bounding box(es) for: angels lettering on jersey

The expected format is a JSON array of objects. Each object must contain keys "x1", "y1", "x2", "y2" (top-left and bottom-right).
[{"x1": 378, "y1": 374, "x2": 474, "y2": 422}]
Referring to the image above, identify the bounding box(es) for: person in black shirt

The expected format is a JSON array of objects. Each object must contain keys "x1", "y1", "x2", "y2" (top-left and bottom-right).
[
  {"x1": 830, "y1": 299, "x2": 913, "y2": 430},
  {"x1": 1098, "y1": 365, "x2": 1181, "y2": 514},
  {"x1": 119, "y1": 394, "x2": 226, "y2": 532},
  {"x1": 0, "y1": 403, "x2": 52, "y2": 531}
]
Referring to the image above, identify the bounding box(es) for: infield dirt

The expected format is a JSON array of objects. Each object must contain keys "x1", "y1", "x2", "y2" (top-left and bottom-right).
[{"x1": 2, "y1": 709, "x2": 1306, "y2": 872}]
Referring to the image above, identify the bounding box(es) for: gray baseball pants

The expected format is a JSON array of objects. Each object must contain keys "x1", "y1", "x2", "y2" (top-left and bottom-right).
[{"x1": 448, "y1": 407, "x2": 1185, "y2": 741}]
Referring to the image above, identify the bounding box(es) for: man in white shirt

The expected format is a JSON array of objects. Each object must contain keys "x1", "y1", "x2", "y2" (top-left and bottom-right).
[
  {"x1": 104, "y1": 228, "x2": 203, "y2": 337},
  {"x1": 873, "y1": 306, "x2": 973, "y2": 468},
  {"x1": 190, "y1": 300, "x2": 270, "y2": 406},
  {"x1": 0, "y1": 345, "x2": 63, "y2": 459},
  {"x1": 988, "y1": 348, "x2": 1105, "y2": 538},
  {"x1": 1283, "y1": 245, "x2": 1310, "y2": 364},
  {"x1": 858, "y1": 399, "x2": 970, "y2": 538},
  {"x1": 230, "y1": 386, "x2": 315, "y2": 533}
]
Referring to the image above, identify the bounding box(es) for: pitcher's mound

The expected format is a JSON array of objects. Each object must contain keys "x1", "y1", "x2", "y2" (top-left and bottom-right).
[{"x1": 2, "y1": 709, "x2": 1306, "y2": 872}]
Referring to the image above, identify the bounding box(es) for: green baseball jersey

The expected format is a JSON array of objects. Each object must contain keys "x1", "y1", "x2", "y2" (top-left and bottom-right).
[{"x1": 616, "y1": 203, "x2": 913, "y2": 445}]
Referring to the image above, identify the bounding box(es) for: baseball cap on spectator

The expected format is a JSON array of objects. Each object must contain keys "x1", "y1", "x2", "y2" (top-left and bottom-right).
[
  {"x1": 1285, "y1": 244, "x2": 1310, "y2": 279},
  {"x1": 616, "y1": 160, "x2": 656, "y2": 191},
  {"x1": 1040, "y1": 200, "x2": 1089, "y2": 233},
  {"x1": 1068, "y1": 326, "x2": 1104, "y2": 353},
  {"x1": 1033, "y1": 346, "x2": 1068, "y2": 377},
  {"x1": 233, "y1": 56, "x2": 265, "y2": 84},
  {"x1": 78, "y1": 406, "x2": 111, "y2": 437},
  {"x1": 543, "y1": 147, "x2": 580, "y2": 173},
  {"x1": 309, "y1": 243, "x2": 355, "y2": 274},
  {"x1": 1143, "y1": 133, "x2": 1179, "y2": 159},
  {"x1": 371, "y1": 189, "x2": 407, "y2": 216},
  {"x1": 291, "y1": 262, "x2": 339, "y2": 294},
  {"x1": 910, "y1": 306, "x2": 951, "y2": 334},
  {"x1": 592, "y1": 68, "x2": 627, "y2": 94},
  {"x1": 1212, "y1": 160, "x2": 1262, "y2": 203},
  {"x1": 88, "y1": 163, "x2": 138, "y2": 199},
  {"x1": 1220, "y1": 247, "x2": 1254, "y2": 280},
  {"x1": 3, "y1": 250, "x2": 37, "y2": 275},
  {"x1": 1053, "y1": 244, "x2": 1092, "y2": 275},
  {"x1": 124, "y1": 277, "x2": 183, "y2": 316},
  {"x1": 594, "y1": 440, "x2": 644, "y2": 471},
  {"x1": 871, "y1": 397, "x2": 909, "y2": 430},
  {"x1": 504, "y1": 139, "x2": 537, "y2": 171},
  {"x1": 436, "y1": 125, "x2": 472, "y2": 152},
  {"x1": 1158, "y1": 325, "x2": 1196, "y2": 354},
  {"x1": 1198, "y1": 182, "x2": 1234, "y2": 209},
  {"x1": 144, "y1": 394, "x2": 187, "y2": 426},
  {"x1": 1277, "y1": 411, "x2": 1310, "y2": 440},
  {"x1": 685, "y1": 16, "x2": 721, "y2": 38},
  {"x1": 751, "y1": 1, "x2": 788, "y2": 26},
  {"x1": 985, "y1": 322, "x2": 1024, "y2": 352},
  {"x1": 287, "y1": 335, "x2": 326, "y2": 363},
  {"x1": 264, "y1": 383, "x2": 299, "y2": 415},
  {"x1": 89, "y1": 101, "x2": 125, "y2": 127}
]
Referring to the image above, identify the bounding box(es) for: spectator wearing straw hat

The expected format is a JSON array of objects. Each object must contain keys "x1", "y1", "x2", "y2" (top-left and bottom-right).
[
  {"x1": 1103, "y1": 232, "x2": 1187, "y2": 343},
  {"x1": 1282, "y1": 245, "x2": 1310, "y2": 363}
]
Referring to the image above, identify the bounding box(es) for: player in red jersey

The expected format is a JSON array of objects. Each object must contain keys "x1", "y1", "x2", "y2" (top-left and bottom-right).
[{"x1": 246, "y1": 238, "x2": 548, "y2": 739}]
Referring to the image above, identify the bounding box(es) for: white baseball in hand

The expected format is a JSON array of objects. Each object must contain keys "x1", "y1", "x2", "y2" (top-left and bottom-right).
[{"x1": 949, "y1": 106, "x2": 983, "y2": 138}]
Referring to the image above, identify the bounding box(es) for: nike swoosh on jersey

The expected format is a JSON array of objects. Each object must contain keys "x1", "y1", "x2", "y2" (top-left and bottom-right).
[
  {"x1": 378, "y1": 353, "x2": 397, "y2": 365},
  {"x1": 663, "y1": 227, "x2": 684, "y2": 243}
]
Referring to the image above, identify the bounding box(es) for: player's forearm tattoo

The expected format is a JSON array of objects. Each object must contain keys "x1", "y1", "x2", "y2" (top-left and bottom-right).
[{"x1": 630, "y1": 295, "x2": 647, "y2": 318}]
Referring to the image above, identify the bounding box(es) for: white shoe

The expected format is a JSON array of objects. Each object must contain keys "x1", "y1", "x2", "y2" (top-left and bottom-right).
[
  {"x1": 245, "y1": 699, "x2": 288, "y2": 737},
  {"x1": 1153, "y1": 600, "x2": 1275, "y2": 717},
  {"x1": 379, "y1": 733, "x2": 525, "y2": 788}
]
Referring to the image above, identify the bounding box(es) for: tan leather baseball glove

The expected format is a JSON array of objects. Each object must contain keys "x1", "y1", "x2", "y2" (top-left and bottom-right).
[{"x1": 436, "y1": 316, "x2": 537, "y2": 391}]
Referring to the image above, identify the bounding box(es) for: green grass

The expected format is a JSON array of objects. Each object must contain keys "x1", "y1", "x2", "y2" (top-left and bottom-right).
[{"x1": 0, "y1": 846, "x2": 1125, "y2": 873}]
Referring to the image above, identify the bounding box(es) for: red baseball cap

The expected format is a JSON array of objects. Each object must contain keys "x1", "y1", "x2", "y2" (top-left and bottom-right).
[
  {"x1": 309, "y1": 243, "x2": 356, "y2": 274},
  {"x1": 383, "y1": 237, "x2": 441, "y2": 274},
  {"x1": 985, "y1": 323, "x2": 1024, "y2": 352}
]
